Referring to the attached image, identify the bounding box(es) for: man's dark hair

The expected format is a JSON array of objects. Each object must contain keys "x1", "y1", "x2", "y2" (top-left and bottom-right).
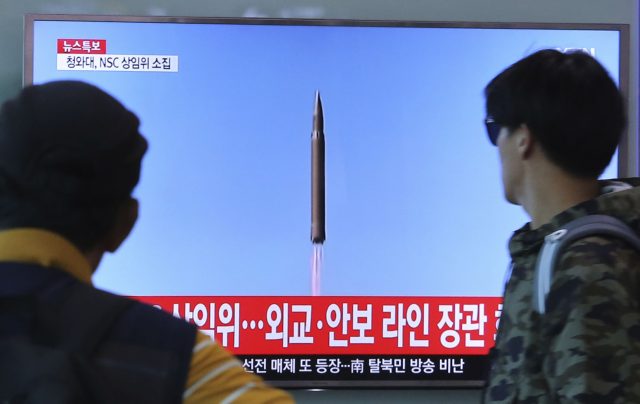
[
  {"x1": 0, "y1": 81, "x2": 147, "y2": 251},
  {"x1": 485, "y1": 49, "x2": 626, "y2": 178}
]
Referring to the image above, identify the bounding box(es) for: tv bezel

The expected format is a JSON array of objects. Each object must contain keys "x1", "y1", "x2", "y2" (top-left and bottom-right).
[{"x1": 22, "y1": 14, "x2": 632, "y2": 389}]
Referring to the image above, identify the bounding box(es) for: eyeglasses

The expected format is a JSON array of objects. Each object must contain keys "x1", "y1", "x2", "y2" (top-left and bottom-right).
[{"x1": 484, "y1": 117, "x2": 502, "y2": 146}]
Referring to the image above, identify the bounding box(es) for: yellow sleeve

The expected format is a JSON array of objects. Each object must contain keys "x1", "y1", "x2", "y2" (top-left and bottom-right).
[{"x1": 183, "y1": 331, "x2": 294, "y2": 403}]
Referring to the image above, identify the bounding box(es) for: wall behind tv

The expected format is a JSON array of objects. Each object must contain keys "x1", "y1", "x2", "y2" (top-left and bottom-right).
[{"x1": 0, "y1": 0, "x2": 638, "y2": 402}]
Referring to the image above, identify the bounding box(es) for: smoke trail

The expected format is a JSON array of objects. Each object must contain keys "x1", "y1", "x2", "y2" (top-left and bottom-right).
[{"x1": 311, "y1": 243, "x2": 323, "y2": 296}]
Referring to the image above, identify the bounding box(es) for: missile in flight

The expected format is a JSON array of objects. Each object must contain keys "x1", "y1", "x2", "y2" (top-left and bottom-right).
[{"x1": 311, "y1": 91, "x2": 325, "y2": 244}]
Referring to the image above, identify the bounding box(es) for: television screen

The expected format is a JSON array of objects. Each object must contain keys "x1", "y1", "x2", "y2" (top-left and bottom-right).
[{"x1": 24, "y1": 15, "x2": 627, "y2": 388}]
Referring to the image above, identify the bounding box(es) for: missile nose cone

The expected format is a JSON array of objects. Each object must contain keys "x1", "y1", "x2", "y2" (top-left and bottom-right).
[{"x1": 313, "y1": 91, "x2": 324, "y2": 132}]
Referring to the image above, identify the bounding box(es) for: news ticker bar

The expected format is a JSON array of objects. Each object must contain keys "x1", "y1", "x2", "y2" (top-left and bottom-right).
[{"x1": 238, "y1": 355, "x2": 488, "y2": 386}]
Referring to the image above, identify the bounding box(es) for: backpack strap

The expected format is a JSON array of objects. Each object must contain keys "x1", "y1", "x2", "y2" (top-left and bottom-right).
[
  {"x1": 533, "y1": 214, "x2": 640, "y2": 314},
  {"x1": 1, "y1": 264, "x2": 195, "y2": 403},
  {"x1": 1, "y1": 272, "x2": 132, "y2": 354},
  {"x1": 38, "y1": 281, "x2": 133, "y2": 356},
  {"x1": 0, "y1": 274, "x2": 133, "y2": 403}
]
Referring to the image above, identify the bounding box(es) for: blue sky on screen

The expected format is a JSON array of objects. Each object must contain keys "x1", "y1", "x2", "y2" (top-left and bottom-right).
[{"x1": 32, "y1": 20, "x2": 620, "y2": 296}]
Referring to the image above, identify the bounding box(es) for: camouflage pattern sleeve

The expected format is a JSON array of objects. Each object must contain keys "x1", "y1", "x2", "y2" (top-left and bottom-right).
[{"x1": 542, "y1": 236, "x2": 640, "y2": 403}]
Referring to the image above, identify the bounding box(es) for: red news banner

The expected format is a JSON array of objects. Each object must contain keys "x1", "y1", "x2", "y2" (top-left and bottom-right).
[
  {"x1": 134, "y1": 297, "x2": 502, "y2": 355},
  {"x1": 57, "y1": 39, "x2": 107, "y2": 54}
]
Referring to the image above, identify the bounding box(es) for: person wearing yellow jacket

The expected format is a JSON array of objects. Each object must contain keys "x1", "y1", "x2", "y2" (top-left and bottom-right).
[{"x1": 0, "y1": 80, "x2": 293, "y2": 404}]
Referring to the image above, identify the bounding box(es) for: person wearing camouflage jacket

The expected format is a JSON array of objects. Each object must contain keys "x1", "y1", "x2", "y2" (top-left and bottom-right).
[
  {"x1": 486, "y1": 179, "x2": 640, "y2": 402},
  {"x1": 482, "y1": 50, "x2": 640, "y2": 403}
]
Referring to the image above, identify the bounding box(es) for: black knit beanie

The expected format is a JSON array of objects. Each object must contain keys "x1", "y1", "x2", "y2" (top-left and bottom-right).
[
  {"x1": 0, "y1": 80, "x2": 147, "y2": 202},
  {"x1": 0, "y1": 80, "x2": 147, "y2": 248}
]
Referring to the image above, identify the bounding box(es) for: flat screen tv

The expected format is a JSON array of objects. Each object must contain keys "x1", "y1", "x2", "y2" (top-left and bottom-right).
[{"x1": 24, "y1": 14, "x2": 629, "y2": 388}]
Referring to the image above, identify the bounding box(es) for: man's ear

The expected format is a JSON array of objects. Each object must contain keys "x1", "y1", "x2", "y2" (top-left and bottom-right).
[
  {"x1": 104, "y1": 197, "x2": 139, "y2": 253},
  {"x1": 516, "y1": 124, "x2": 534, "y2": 159}
]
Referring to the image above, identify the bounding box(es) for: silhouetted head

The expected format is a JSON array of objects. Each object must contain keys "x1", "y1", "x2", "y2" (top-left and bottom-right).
[{"x1": 0, "y1": 80, "x2": 147, "y2": 251}]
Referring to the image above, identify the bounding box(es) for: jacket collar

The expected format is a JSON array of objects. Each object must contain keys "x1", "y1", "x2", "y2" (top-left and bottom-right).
[{"x1": 0, "y1": 228, "x2": 93, "y2": 284}]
